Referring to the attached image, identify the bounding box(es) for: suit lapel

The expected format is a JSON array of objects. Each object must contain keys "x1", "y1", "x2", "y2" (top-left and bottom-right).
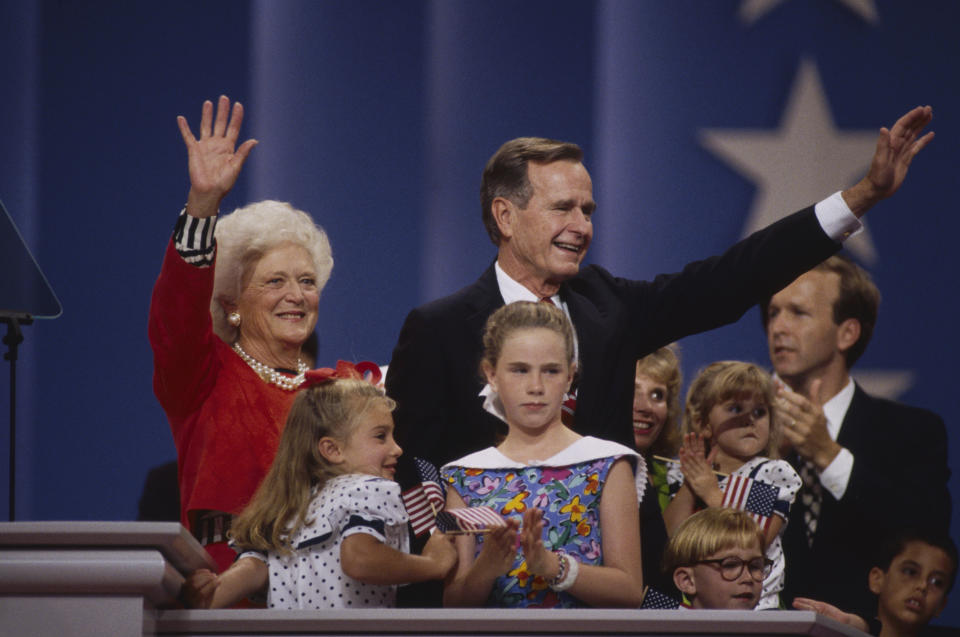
[
  {"x1": 835, "y1": 384, "x2": 868, "y2": 451},
  {"x1": 462, "y1": 263, "x2": 504, "y2": 333},
  {"x1": 560, "y1": 283, "x2": 605, "y2": 416}
]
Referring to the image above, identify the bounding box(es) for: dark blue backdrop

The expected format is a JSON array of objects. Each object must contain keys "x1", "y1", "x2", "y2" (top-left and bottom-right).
[{"x1": 1, "y1": 0, "x2": 957, "y2": 624}]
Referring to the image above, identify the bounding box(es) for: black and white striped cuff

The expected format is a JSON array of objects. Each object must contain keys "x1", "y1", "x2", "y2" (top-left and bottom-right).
[{"x1": 173, "y1": 208, "x2": 217, "y2": 267}]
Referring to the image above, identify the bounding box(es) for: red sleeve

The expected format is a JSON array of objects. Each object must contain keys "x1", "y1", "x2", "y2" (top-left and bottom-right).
[{"x1": 148, "y1": 240, "x2": 220, "y2": 419}]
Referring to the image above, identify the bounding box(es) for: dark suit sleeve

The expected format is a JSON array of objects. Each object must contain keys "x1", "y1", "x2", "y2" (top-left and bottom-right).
[
  {"x1": 386, "y1": 307, "x2": 449, "y2": 473},
  {"x1": 627, "y1": 206, "x2": 840, "y2": 349},
  {"x1": 569, "y1": 207, "x2": 841, "y2": 358}
]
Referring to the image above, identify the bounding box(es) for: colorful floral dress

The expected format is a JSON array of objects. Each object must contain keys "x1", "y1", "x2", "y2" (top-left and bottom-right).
[{"x1": 441, "y1": 436, "x2": 645, "y2": 608}]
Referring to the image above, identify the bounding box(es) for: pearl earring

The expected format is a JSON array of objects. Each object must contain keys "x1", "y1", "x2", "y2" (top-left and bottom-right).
[{"x1": 228, "y1": 312, "x2": 241, "y2": 327}]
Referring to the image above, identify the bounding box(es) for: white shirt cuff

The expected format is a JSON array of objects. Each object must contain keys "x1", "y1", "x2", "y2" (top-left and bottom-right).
[
  {"x1": 814, "y1": 192, "x2": 862, "y2": 242},
  {"x1": 818, "y1": 447, "x2": 854, "y2": 500}
]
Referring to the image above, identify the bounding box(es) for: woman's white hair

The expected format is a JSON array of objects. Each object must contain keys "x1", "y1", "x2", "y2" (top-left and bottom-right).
[{"x1": 210, "y1": 200, "x2": 333, "y2": 343}]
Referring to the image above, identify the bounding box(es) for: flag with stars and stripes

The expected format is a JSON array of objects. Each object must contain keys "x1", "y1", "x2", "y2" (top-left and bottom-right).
[
  {"x1": 721, "y1": 475, "x2": 779, "y2": 532},
  {"x1": 436, "y1": 506, "x2": 507, "y2": 534},
  {"x1": 401, "y1": 457, "x2": 446, "y2": 537}
]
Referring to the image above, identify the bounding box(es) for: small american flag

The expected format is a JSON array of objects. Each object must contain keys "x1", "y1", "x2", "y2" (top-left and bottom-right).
[
  {"x1": 436, "y1": 506, "x2": 507, "y2": 534},
  {"x1": 401, "y1": 458, "x2": 446, "y2": 537},
  {"x1": 722, "y1": 475, "x2": 779, "y2": 532}
]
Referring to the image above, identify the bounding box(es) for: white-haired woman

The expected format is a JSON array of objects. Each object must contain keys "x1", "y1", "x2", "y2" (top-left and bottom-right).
[{"x1": 149, "y1": 96, "x2": 333, "y2": 572}]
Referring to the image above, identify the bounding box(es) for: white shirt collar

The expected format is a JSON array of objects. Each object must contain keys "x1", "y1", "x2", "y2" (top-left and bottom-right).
[
  {"x1": 492, "y1": 260, "x2": 576, "y2": 354},
  {"x1": 494, "y1": 260, "x2": 560, "y2": 305},
  {"x1": 822, "y1": 376, "x2": 855, "y2": 441}
]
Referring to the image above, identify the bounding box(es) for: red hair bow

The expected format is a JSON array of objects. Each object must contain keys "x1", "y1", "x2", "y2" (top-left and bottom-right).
[{"x1": 302, "y1": 360, "x2": 383, "y2": 389}]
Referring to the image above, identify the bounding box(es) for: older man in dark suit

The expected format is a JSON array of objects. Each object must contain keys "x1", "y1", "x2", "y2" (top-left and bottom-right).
[
  {"x1": 764, "y1": 255, "x2": 950, "y2": 621},
  {"x1": 385, "y1": 107, "x2": 933, "y2": 604}
]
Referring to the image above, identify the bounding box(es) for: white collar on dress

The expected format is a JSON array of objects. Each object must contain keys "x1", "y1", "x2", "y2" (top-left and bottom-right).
[
  {"x1": 443, "y1": 436, "x2": 648, "y2": 503},
  {"x1": 443, "y1": 436, "x2": 638, "y2": 470}
]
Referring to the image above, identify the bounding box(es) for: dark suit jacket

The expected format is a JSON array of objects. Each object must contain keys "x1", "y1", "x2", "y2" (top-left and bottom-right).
[
  {"x1": 781, "y1": 384, "x2": 952, "y2": 620},
  {"x1": 386, "y1": 206, "x2": 839, "y2": 607},
  {"x1": 386, "y1": 206, "x2": 838, "y2": 473}
]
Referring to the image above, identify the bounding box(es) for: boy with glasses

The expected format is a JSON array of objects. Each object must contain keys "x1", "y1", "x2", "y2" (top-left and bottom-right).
[{"x1": 664, "y1": 508, "x2": 770, "y2": 609}]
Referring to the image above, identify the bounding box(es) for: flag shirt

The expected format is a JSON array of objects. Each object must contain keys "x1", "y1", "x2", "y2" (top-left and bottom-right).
[
  {"x1": 442, "y1": 436, "x2": 644, "y2": 608},
  {"x1": 666, "y1": 456, "x2": 801, "y2": 609},
  {"x1": 237, "y1": 474, "x2": 409, "y2": 609}
]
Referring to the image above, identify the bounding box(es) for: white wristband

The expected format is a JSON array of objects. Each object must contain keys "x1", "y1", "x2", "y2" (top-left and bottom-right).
[{"x1": 549, "y1": 551, "x2": 580, "y2": 592}]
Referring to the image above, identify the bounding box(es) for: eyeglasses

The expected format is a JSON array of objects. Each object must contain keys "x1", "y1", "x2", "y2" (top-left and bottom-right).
[{"x1": 695, "y1": 556, "x2": 773, "y2": 582}]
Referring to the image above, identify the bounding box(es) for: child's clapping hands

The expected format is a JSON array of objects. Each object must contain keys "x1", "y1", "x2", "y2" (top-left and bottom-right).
[{"x1": 677, "y1": 432, "x2": 723, "y2": 508}]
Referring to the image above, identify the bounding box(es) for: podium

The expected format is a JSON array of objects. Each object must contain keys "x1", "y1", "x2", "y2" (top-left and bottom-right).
[
  {"x1": 0, "y1": 521, "x2": 868, "y2": 637},
  {"x1": 0, "y1": 521, "x2": 211, "y2": 637}
]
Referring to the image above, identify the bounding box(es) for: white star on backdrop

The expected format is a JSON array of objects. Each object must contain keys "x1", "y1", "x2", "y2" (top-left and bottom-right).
[
  {"x1": 852, "y1": 370, "x2": 914, "y2": 401},
  {"x1": 699, "y1": 59, "x2": 879, "y2": 265},
  {"x1": 699, "y1": 59, "x2": 913, "y2": 398},
  {"x1": 739, "y1": 0, "x2": 878, "y2": 25}
]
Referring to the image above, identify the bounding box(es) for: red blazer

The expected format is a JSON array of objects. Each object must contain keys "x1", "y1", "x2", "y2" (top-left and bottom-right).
[{"x1": 149, "y1": 241, "x2": 297, "y2": 528}]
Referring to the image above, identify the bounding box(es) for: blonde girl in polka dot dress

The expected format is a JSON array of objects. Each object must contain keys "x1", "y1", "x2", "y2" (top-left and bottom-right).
[
  {"x1": 183, "y1": 374, "x2": 458, "y2": 609},
  {"x1": 662, "y1": 361, "x2": 802, "y2": 609}
]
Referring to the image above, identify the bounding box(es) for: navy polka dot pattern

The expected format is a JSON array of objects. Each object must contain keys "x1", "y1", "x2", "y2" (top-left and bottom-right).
[
  {"x1": 239, "y1": 474, "x2": 410, "y2": 609},
  {"x1": 666, "y1": 456, "x2": 800, "y2": 609}
]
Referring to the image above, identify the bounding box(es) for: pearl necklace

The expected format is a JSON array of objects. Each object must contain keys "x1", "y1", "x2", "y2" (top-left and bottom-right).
[{"x1": 232, "y1": 343, "x2": 308, "y2": 391}]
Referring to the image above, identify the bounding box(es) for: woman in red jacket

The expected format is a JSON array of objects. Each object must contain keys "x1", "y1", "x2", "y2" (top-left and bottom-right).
[{"x1": 149, "y1": 95, "x2": 333, "y2": 572}]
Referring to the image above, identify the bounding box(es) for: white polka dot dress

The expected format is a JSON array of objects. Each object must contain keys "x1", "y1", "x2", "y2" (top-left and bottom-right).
[
  {"x1": 666, "y1": 456, "x2": 801, "y2": 609},
  {"x1": 239, "y1": 474, "x2": 410, "y2": 609}
]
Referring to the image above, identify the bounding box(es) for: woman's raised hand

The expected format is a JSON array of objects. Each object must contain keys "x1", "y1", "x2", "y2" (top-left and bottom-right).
[{"x1": 177, "y1": 95, "x2": 258, "y2": 218}]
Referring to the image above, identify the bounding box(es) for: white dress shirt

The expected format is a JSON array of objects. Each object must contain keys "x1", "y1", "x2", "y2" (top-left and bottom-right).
[{"x1": 818, "y1": 377, "x2": 856, "y2": 500}]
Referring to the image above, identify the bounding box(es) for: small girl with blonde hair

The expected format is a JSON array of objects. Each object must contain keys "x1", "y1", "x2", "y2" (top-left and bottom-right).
[
  {"x1": 663, "y1": 361, "x2": 800, "y2": 609},
  {"x1": 183, "y1": 369, "x2": 457, "y2": 609}
]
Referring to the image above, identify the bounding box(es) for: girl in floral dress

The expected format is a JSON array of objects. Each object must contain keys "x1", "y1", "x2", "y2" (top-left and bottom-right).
[{"x1": 441, "y1": 301, "x2": 645, "y2": 608}]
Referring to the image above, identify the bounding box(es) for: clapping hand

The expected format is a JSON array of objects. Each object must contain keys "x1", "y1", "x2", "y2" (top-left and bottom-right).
[
  {"x1": 775, "y1": 379, "x2": 842, "y2": 471},
  {"x1": 475, "y1": 517, "x2": 520, "y2": 577},
  {"x1": 678, "y1": 432, "x2": 723, "y2": 507},
  {"x1": 519, "y1": 508, "x2": 555, "y2": 577}
]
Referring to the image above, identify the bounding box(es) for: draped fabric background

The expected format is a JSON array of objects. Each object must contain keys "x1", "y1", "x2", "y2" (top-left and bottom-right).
[{"x1": 1, "y1": 0, "x2": 957, "y2": 622}]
